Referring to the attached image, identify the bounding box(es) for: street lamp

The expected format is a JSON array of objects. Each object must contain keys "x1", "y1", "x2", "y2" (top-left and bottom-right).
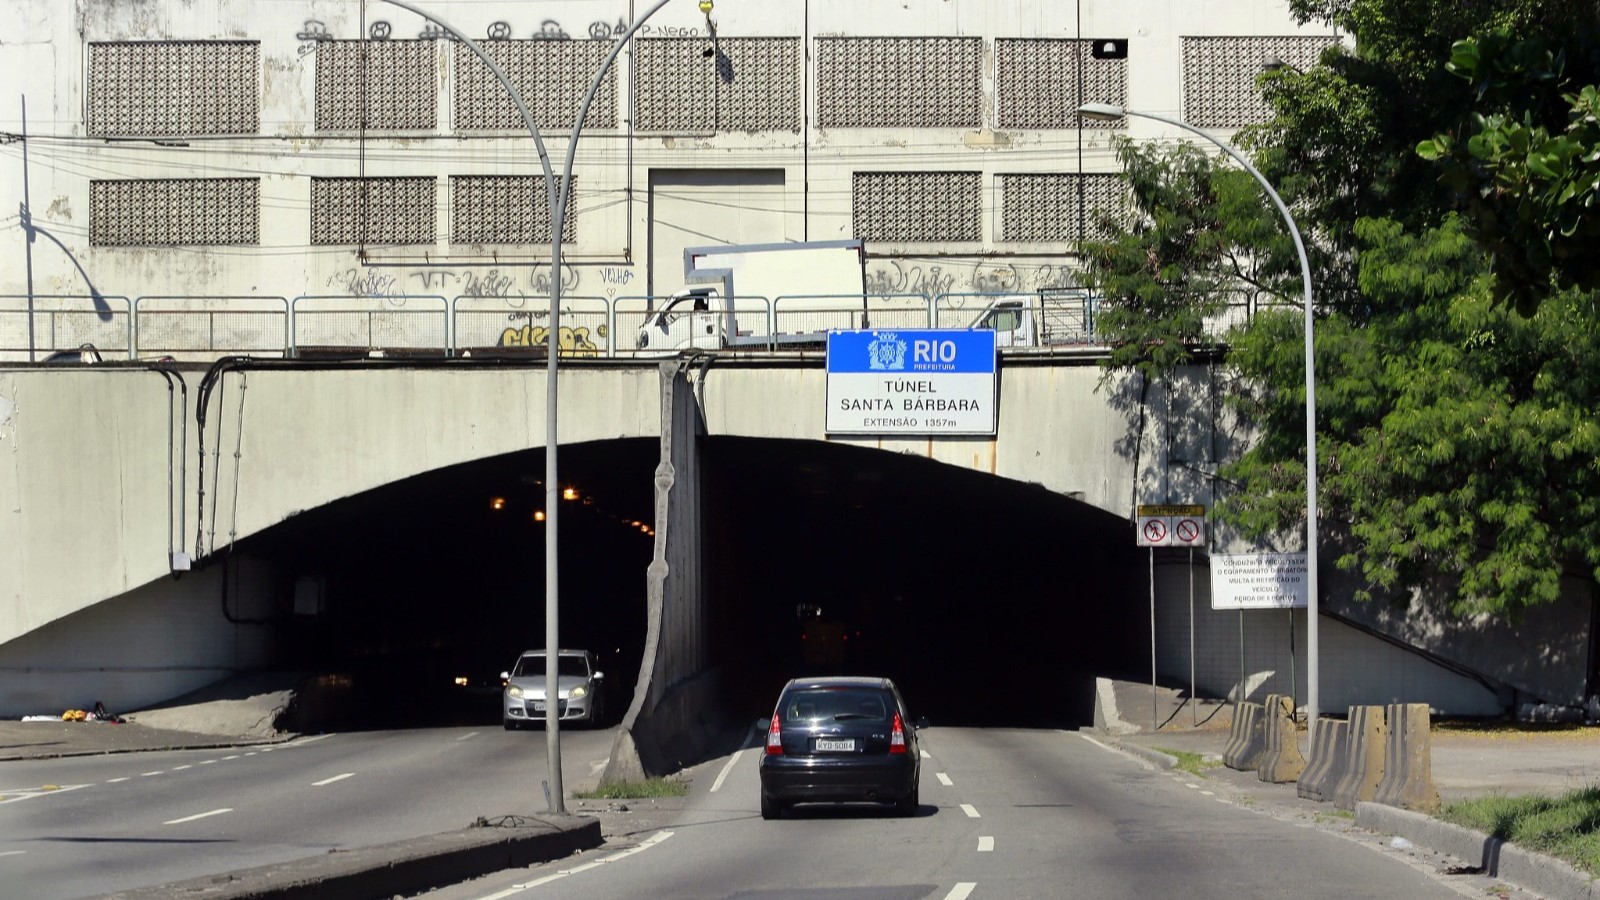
[
  {"x1": 378, "y1": 0, "x2": 686, "y2": 815},
  {"x1": 1076, "y1": 103, "x2": 1322, "y2": 732}
]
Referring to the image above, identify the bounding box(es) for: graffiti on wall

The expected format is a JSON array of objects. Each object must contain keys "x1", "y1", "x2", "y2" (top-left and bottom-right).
[
  {"x1": 864, "y1": 259, "x2": 1082, "y2": 299},
  {"x1": 322, "y1": 266, "x2": 582, "y2": 299},
  {"x1": 498, "y1": 322, "x2": 605, "y2": 356}
]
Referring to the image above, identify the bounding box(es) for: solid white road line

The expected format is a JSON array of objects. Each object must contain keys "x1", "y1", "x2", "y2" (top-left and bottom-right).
[
  {"x1": 960, "y1": 803, "x2": 980, "y2": 818},
  {"x1": 458, "y1": 732, "x2": 480, "y2": 741},
  {"x1": 936, "y1": 772, "x2": 953, "y2": 786},
  {"x1": 977, "y1": 836, "x2": 994, "y2": 852},
  {"x1": 710, "y1": 721, "x2": 760, "y2": 794},
  {"x1": 0, "y1": 850, "x2": 25, "y2": 857},
  {"x1": 312, "y1": 773, "x2": 354, "y2": 786},
  {"x1": 944, "y1": 883, "x2": 977, "y2": 900},
  {"x1": 474, "y1": 830, "x2": 675, "y2": 899},
  {"x1": 1076, "y1": 732, "x2": 1157, "y2": 770},
  {"x1": 164, "y1": 808, "x2": 232, "y2": 825},
  {"x1": 710, "y1": 749, "x2": 744, "y2": 794}
]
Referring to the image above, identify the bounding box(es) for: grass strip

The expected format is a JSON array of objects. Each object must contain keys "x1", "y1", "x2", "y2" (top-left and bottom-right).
[
  {"x1": 1152, "y1": 746, "x2": 1221, "y2": 777},
  {"x1": 574, "y1": 778, "x2": 690, "y2": 800},
  {"x1": 1440, "y1": 786, "x2": 1600, "y2": 878}
]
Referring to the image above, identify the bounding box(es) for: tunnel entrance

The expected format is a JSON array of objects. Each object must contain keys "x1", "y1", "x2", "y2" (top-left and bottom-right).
[
  {"x1": 703, "y1": 437, "x2": 1147, "y2": 730},
  {"x1": 234, "y1": 434, "x2": 1147, "y2": 734},
  {"x1": 235, "y1": 439, "x2": 659, "y2": 731}
]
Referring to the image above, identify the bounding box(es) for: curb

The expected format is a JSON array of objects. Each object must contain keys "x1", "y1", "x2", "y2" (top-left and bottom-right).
[
  {"x1": 97, "y1": 817, "x2": 603, "y2": 900},
  {"x1": 1105, "y1": 732, "x2": 1599, "y2": 900},
  {"x1": 1356, "y1": 802, "x2": 1599, "y2": 900}
]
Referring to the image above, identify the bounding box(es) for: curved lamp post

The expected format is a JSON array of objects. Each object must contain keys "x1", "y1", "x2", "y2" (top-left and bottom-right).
[
  {"x1": 1077, "y1": 103, "x2": 1321, "y2": 732},
  {"x1": 379, "y1": 0, "x2": 683, "y2": 814}
]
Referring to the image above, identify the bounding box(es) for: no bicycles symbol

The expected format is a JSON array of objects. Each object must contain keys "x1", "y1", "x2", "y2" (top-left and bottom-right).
[{"x1": 1174, "y1": 518, "x2": 1203, "y2": 544}]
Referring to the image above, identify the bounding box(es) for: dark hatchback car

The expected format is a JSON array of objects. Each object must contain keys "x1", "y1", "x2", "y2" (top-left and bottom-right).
[{"x1": 758, "y1": 676, "x2": 922, "y2": 819}]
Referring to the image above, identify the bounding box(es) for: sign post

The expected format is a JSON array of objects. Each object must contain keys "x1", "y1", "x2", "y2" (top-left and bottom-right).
[
  {"x1": 1135, "y1": 504, "x2": 1206, "y2": 730},
  {"x1": 1209, "y1": 552, "x2": 1310, "y2": 716}
]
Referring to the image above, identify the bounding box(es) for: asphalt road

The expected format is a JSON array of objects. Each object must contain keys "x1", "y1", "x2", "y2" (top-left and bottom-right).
[
  {"x1": 414, "y1": 725, "x2": 1494, "y2": 900},
  {"x1": 0, "y1": 724, "x2": 617, "y2": 900}
]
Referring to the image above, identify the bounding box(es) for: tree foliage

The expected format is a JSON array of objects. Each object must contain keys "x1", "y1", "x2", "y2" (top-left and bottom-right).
[
  {"x1": 1417, "y1": 25, "x2": 1600, "y2": 313},
  {"x1": 1079, "y1": 138, "x2": 1295, "y2": 384},
  {"x1": 1084, "y1": 0, "x2": 1600, "y2": 617}
]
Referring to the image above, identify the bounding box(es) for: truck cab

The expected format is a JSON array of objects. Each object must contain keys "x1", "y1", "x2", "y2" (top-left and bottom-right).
[{"x1": 637, "y1": 287, "x2": 725, "y2": 353}]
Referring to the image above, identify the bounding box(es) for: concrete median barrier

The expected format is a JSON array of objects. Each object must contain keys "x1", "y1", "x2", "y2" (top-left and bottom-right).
[
  {"x1": 1296, "y1": 716, "x2": 1348, "y2": 802},
  {"x1": 1373, "y1": 702, "x2": 1440, "y2": 813},
  {"x1": 1223, "y1": 700, "x2": 1266, "y2": 771},
  {"x1": 1256, "y1": 693, "x2": 1306, "y2": 784},
  {"x1": 1332, "y1": 704, "x2": 1386, "y2": 811}
]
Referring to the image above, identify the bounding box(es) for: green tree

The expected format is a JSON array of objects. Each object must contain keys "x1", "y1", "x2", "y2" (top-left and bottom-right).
[
  {"x1": 1085, "y1": 0, "x2": 1600, "y2": 617},
  {"x1": 1080, "y1": 137, "x2": 1294, "y2": 385}
]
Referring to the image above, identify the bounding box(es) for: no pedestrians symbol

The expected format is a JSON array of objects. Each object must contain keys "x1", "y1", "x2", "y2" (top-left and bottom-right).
[{"x1": 1141, "y1": 518, "x2": 1168, "y2": 546}]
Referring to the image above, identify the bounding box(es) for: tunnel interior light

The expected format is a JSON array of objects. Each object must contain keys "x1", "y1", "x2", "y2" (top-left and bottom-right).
[
  {"x1": 534, "y1": 510, "x2": 546, "y2": 522},
  {"x1": 490, "y1": 496, "x2": 507, "y2": 511},
  {"x1": 563, "y1": 487, "x2": 579, "y2": 501}
]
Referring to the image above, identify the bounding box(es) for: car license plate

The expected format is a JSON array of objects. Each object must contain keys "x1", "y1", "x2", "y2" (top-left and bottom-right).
[
  {"x1": 532, "y1": 702, "x2": 546, "y2": 712},
  {"x1": 815, "y1": 738, "x2": 855, "y2": 752}
]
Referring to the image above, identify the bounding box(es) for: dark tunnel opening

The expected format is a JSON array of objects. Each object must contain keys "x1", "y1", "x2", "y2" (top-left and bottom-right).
[
  {"x1": 233, "y1": 435, "x2": 1147, "y2": 734},
  {"x1": 235, "y1": 439, "x2": 659, "y2": 731},
  {"x1": 705, "y1": 437, "x2": 1148, "y2": 730}
]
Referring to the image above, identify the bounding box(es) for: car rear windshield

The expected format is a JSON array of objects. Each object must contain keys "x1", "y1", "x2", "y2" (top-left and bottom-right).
[
  {"x1": 781, "y1": 687, "x2": 891, "y2": 724},
  {"x1": 512, "y1": 655, "x2": 589, "y2": 678}
]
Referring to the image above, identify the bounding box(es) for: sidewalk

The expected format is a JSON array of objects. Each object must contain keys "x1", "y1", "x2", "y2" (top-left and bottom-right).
[{"x1": 1097, "y1": 678, "x2": 1600, "y2": 900}]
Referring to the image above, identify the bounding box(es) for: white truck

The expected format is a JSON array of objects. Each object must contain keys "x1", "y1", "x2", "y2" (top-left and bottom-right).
[
  {"x1": 635, "y1": 239, "x2": 869, "y2": 353},
  {"x1": 964, "y1": 289, "x2": 1099, "y2": 348}
]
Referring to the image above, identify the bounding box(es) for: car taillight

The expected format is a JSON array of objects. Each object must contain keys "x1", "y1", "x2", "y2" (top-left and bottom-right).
[
  {"x1": 766, "y1": 712, "x2": 783, "y2": 755},
  {"x1": 889, "y1": 712, "x2": 907, "y2": 754}
]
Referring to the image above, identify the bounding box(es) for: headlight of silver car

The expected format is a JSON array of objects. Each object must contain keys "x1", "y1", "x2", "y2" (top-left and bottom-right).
[
  {"x1": 507, "y1": 685, "x2": 524, "y2": 699},
  {"x1": 568, "y1": 685, "x2": 587, "y2": 700}
]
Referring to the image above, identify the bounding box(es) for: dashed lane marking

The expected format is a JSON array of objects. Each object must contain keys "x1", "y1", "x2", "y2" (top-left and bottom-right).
[
  {"x1": 0, "y1": 851, "x2": 25, "y2": 857},
  {"x1": 140, "y1": 771, "x2": 163, "y2": 777},
  {"x1": 164, "y1": 808, "x2": 232, "y2": 825},
  {"x1": 474, "y1": 830, "x2": 675, "y2": 899},
  {"x1": 960, "y1": 804, "x2": 980, "y2": 818},
  {"x1": 172, "y1": 765, "x2": 192, "y2": 771},
  {"x1": 920, "y1": 750, "x2": 931, "y2": 759},
  {"x1": 312, "y1": 773, "x2": 353, "y2": 787},
  {"x1": 977, "y1": 836, "x2": 994, "y2": 852},
  {"x1": 936, "y1": 772, "x2": 953, "y2": 786},
  {"x1": 458, "y1": 732, "x2": 481, "y2": 742},
  {"x1": 944, "y1": 883, "x2": 977, "y2": 900}
]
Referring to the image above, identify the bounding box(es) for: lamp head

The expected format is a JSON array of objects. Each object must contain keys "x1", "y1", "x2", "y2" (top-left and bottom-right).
[
  {"x1": 1076, "y1": 103, "x2": 1126, "y2": 121},
  {"x1": 699, "y1": 0, "x2": 714, "y2": 12}
]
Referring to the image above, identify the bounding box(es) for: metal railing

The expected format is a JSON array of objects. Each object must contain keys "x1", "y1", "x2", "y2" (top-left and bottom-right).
[
  {"x1": 0, "y1": 291, "x2": 1283, "y2": 363},
  {"x1": 0, "y1": 295, "x2": 133, "y2": 361}
]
